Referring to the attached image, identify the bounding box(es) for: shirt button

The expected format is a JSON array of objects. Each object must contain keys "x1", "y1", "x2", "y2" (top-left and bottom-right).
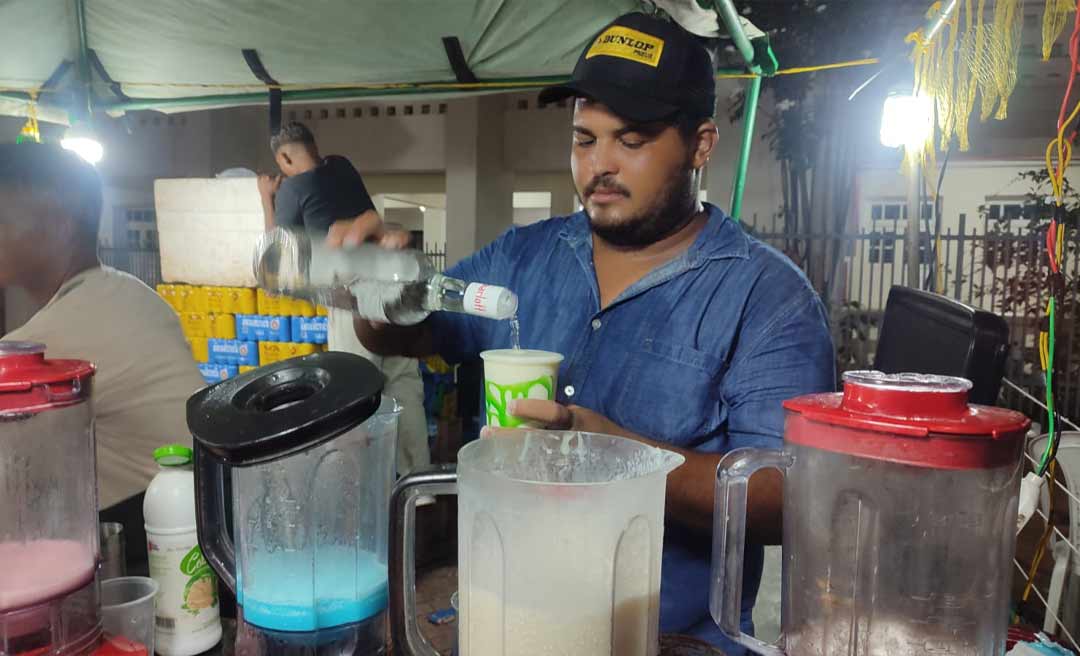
[
  {"x1": 565, "y1": 385, "x2": 576, "y2": 397},
  {"x1": 591, "y1": 319, "x2": 602, "y2": 330}
]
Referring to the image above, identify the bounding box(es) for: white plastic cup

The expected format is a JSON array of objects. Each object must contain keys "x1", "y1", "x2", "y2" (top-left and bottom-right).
[
  {"x1": 100, "y1": 576, "x2": 159, "y2": 656},
  {"x1": 479, "y1": 349, "x2": 564, "y2": 427}
]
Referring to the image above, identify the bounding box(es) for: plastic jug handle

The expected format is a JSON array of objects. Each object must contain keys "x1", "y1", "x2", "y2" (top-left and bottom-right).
[
  {"x1": 388, "y1": 465, "x2": 457, "y2": 656},
  {"x1": 710, "y1": 447, "x2": 791, "y2": 656},
  {"x1": 193, "y1": 445, "x2": 236, "y2": 593}
]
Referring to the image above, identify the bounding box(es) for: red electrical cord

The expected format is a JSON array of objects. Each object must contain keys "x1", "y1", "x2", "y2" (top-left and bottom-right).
[{"x1": 1058, "y1": 2, "x2": 1080, "y2": 134}]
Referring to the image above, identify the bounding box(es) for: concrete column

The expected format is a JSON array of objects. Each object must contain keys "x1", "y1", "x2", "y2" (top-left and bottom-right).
[
  {"x1": 445, "y1": 96, "x2": 513, "y2": 267},
  {"x1": 423, "y1": 209, "x2": 446, "y2": 251}
]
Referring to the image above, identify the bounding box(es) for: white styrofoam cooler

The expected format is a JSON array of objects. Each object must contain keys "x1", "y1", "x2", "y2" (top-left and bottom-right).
[{"x1": 155, "y1": 178, "x2": 265, "y2": 287}]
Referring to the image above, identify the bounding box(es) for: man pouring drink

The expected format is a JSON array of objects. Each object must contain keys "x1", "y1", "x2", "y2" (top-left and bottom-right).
[{"x1": 330, "y1": 12, "x2": 834, "y2": 652}]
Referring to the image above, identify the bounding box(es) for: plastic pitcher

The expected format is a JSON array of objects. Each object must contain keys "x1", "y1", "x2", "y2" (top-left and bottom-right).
[
  {"x1": 712, "y1": 371, "x2": 1029, "y2": 656},
  {"x1": 389, "y1": 430, "x2": 684, "y2": 656}
]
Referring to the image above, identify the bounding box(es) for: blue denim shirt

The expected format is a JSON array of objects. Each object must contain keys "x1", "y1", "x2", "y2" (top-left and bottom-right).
[{"x1": 430, "y1": 203, "x2": 835, "y2": 651}]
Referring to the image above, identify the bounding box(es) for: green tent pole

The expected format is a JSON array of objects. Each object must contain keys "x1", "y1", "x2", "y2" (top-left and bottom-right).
[{"x1": 729, "y1": 74, "x2": 761, "y2": 221}]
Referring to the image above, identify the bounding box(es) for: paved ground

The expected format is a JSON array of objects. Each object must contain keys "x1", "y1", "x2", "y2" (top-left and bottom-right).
[{"x1": 414, "y1": 565, "x2": 458, "y2": 655}]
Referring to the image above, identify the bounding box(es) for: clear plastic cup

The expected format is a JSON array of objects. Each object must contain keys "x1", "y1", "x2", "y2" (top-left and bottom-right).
[{"x1": 100, "y1": 576, "x2": 159, "y2": 656}]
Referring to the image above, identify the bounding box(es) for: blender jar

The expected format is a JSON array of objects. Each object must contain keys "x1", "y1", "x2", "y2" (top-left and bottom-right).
[
  {"x1": 0, "y1": 341, "x2": 100, "y2": 655},
  {"x1": 712, "y1": 371, "x2": 1030, "y2": 656},
  {"x1": 189, "y1": 352, "x2": 396, "y2": 655}
]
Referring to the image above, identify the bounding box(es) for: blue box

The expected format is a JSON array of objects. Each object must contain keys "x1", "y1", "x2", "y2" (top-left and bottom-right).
[
  {"x1": 291, "y1": 317, "x2": 328, "y2": 344},
  {"x1": 208, "y1": 339, "x2": 259, "y2": 366},
  {"x1": 198, "y1": 363, "x2": 237, "y2": 385},
  {"x1": 235, "y1": 314, "x2": 291, "y2": 342}
]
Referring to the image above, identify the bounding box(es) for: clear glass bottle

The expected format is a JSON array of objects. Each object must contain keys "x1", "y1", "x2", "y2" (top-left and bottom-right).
[{"x1": 253, "y1": 227, "x2": 518, "y2": 326}]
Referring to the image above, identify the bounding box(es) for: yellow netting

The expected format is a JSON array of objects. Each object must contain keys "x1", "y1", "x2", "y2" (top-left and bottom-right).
[
  {"x1": 905, "y1": 0, "x2": 1065, "y2": 160},
  {"x1": 1043, "y1": 0, "x2": 1075, "y2": 60}
]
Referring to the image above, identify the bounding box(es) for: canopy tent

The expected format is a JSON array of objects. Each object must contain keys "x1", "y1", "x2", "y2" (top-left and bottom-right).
[
  {"x1": 0, "y1": 0, "x2": 772, "y2": 215},
  {"x1": 0, "y1": 0, "x2": 770, "y2": 118}
]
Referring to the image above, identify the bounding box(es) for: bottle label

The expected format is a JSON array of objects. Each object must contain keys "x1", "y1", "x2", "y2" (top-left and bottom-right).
[
  {"x1": 464, "y1": 283, "x2": 505, "y2": 318},
  {"x1": 148, "y1": 536, "x2": 220, "y2": 636}
]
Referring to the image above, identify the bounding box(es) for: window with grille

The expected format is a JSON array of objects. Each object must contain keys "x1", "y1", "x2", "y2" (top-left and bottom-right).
[{"x1": 868, "y1": 201, "x2": 933, "y2": 264}]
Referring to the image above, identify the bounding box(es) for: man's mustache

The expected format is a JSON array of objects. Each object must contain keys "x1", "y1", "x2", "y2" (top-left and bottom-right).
[{"x1": 584, "y1": 176, "x2": 630, "y2": 198}]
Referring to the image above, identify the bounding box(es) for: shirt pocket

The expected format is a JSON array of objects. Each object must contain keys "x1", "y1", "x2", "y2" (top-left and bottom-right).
[{"x1": 614, "y1": 338, "x2": 725, "y2": 444}]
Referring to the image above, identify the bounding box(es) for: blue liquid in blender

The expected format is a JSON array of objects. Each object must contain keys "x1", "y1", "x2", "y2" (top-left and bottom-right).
[{"x1": 237, "y1": 547, "x2": 388, "y2": 632}]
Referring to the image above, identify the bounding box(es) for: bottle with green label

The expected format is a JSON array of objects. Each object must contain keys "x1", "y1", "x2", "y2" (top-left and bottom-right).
[{"x1": 143, "y1": 445, "x2": 223, "y2": 656}]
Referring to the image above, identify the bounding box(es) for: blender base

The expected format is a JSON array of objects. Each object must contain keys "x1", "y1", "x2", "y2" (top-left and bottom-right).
[{"x1": 233, "y1": 609, "x2": 386, "y2": 656}]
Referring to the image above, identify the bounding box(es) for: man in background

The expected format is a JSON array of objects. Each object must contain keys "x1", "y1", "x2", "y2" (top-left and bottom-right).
[
  {"x1": 258, "y1": 122, "x2": 431, "y2": 476},
  {"x1": 0, "y1": 142, "x2": 205, "y2": 508}
]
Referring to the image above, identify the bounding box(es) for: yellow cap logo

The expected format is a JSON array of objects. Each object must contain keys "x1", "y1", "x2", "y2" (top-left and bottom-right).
[{"x1": 586, "y1": 26, "x2": 665, "y2": 68}]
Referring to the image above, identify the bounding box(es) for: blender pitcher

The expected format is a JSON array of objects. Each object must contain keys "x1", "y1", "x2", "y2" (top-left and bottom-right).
[
  {"x1": 187, "y1": 352, "x2": 398, "y2": 655},
  {"x1": 712, "y1": 371, "x2": 1030, "y2": 656},
  {"x1": 389, "y1": 430, "x2": 684, "y2": 656},
  {"x1": 0, "y1": 342, "x2": 100, "y2": 656}
]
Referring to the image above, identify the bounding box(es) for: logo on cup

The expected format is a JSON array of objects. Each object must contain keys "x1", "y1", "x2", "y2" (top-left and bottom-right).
[{"x1": 485, "y1": 376, "x2": 554, "y2": 427}]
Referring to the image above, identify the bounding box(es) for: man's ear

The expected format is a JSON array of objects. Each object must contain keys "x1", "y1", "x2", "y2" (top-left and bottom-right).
[
  {"x1": 280, "y1": 151, "x2": 293, "y2": 166},
  {"x1": 692, "y1": 120, "x2": 719, "y2": 170}
]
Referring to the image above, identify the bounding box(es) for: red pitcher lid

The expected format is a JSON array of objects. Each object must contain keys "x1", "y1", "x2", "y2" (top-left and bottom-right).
[
  {"x1": 0, "y1": 341, "x2": 95, "y2": 413},
  {"x1": 782, "y1": 371, "x2": 1030, "y2": 470}
]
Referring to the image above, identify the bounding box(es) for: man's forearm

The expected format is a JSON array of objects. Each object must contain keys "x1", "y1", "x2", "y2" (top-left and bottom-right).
[
  {"x1": 261, "y1": 196, "x2": 276, "y2": 231},
  {"x1": 354, "y1": 317, "x2": 438, "y2": 359}
]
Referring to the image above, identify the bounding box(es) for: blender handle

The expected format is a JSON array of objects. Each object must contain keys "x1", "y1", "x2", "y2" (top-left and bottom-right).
[
  {"x1": 193, "y1": 445, "x2": 236, "y2": 593},
  {"x1": 710, "y1": 447, "x2": 791, "y2": 656},
  {"x1": 389, "y1": 465, "x2": 458, "y2": 656}
]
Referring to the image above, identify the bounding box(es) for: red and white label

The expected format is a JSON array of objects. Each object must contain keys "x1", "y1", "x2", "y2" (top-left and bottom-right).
[{"x1": 464, "y1": 283, "x2": 501, "y2": 318}]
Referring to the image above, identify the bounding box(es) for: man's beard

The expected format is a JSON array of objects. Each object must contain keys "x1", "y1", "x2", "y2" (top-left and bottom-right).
[{"x1": 581, "y1": 162, "x2": 698, "y2": 248}]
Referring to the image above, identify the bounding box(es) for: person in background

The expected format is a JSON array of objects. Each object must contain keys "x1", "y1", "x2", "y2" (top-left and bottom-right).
[
  {"x1": 0, "y1": 142, "x2": 205, "y2": 509},
  {"x1": 339, "y1": 13, "x2": 834, "y2": 651},
  {"x1": 258, "y1": 122, "x2": 431, "y2": 476}
]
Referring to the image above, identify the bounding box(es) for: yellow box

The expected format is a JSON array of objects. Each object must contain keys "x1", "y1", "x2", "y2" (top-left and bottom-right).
[
  {"x1": 258, "y1": 341, "x2": 282, "y2": 366},
  {"x1": 189, "y1": 337, "x2": 209, "y2": 363},
  {"x1": 211, "y1": 313, "x2": 236, "y2": 339},
  {"x1": 183, "y1": 286, "x2": 209, "y2": 313},
  {"x1": 259, "y1": 341, "x2": 318, "y2": 366},
  {"x1": 204, "y1": 287, "x2": 227, "y2": 314},
  {"x1": 290, "y1": 298, "x2": 316, "y2": 317},
  {"x1": 257, "y1": 289, "x2": 286, "y2": 316},
  {"x1": 239, "y1": 365, "x2": 257, "y2": 375},
  {"x1": 156, "y1": 284, "x2": 181, "y2": 312},
  {"x1": 181, "y1": 312, "x2": 212, "y2": 340},
  {"x1": 224, "y1": 288, "x2": 257, "y2": 315},
  {"x1": 282, "y1": 342, "x2": 318, "y2": 359},
  {"x1": 316, "y1": 304, "x2": 329, "y2": 317}
]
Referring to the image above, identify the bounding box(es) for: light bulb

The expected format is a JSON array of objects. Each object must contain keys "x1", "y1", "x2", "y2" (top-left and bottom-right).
[
  {"x1": 61, "y1": 123, "x2": 104, "y2": 164},
  {"x1": 879, "y1": 93, "x2": 933, "y2": 149}
]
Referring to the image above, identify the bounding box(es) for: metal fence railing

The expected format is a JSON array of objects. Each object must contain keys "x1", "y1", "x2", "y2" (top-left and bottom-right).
[
  {"x1": 99, "y1": 247, "x2": 163, "y2": 290},
  {"x1": 746, "y1": 222, "x2": 1080, "y2": 423},
  {"x1": 425, "y1": 245, "x2": 447, "y2": 273}
]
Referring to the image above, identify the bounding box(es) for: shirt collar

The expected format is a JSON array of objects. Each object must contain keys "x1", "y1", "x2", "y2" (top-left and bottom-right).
[{"x1": 558, "y1": 202, "x2": 750, "y2": 264}]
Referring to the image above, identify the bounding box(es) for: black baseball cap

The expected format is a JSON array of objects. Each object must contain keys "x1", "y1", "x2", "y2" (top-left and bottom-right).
[{"x1": 539, "y1": 12, "x2": 716, "y2": 123}]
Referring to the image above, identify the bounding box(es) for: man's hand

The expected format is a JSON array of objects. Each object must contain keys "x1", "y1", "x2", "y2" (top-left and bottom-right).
[
  {"x1": 325, "y1": 210, "x2": 411, "y2": 250},
  {"x1": 482, "y1": 399, "x2": 630, "y2": 437},
  {"x1": 257, "y1": 173, "x2": 281, "y2": 199}
]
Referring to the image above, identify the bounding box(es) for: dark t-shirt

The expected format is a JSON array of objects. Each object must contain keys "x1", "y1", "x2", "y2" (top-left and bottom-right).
[{"x1": 274, "y1": 155, "x2": 376, "y2": 233}]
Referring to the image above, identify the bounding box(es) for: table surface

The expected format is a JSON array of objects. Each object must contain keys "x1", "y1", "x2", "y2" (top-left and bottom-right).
[{"x1": 200, "y1": 619, "x2": 729, "y2": 656}]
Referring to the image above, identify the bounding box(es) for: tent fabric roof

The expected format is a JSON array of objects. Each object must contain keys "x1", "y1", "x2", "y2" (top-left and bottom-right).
[{"x1": 3, "y1": 0, "x2": 688, "y2": 117}]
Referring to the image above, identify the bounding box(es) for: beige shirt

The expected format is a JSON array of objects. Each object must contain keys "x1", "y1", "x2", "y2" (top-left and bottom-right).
[{"x1": 4, "y1": 267, "x2": 205, "y2": 508}]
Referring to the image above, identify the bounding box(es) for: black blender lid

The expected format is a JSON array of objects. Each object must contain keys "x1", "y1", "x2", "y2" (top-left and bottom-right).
[{"x1": 186, "y1": 351, "x2": 384, "y2": 465}]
